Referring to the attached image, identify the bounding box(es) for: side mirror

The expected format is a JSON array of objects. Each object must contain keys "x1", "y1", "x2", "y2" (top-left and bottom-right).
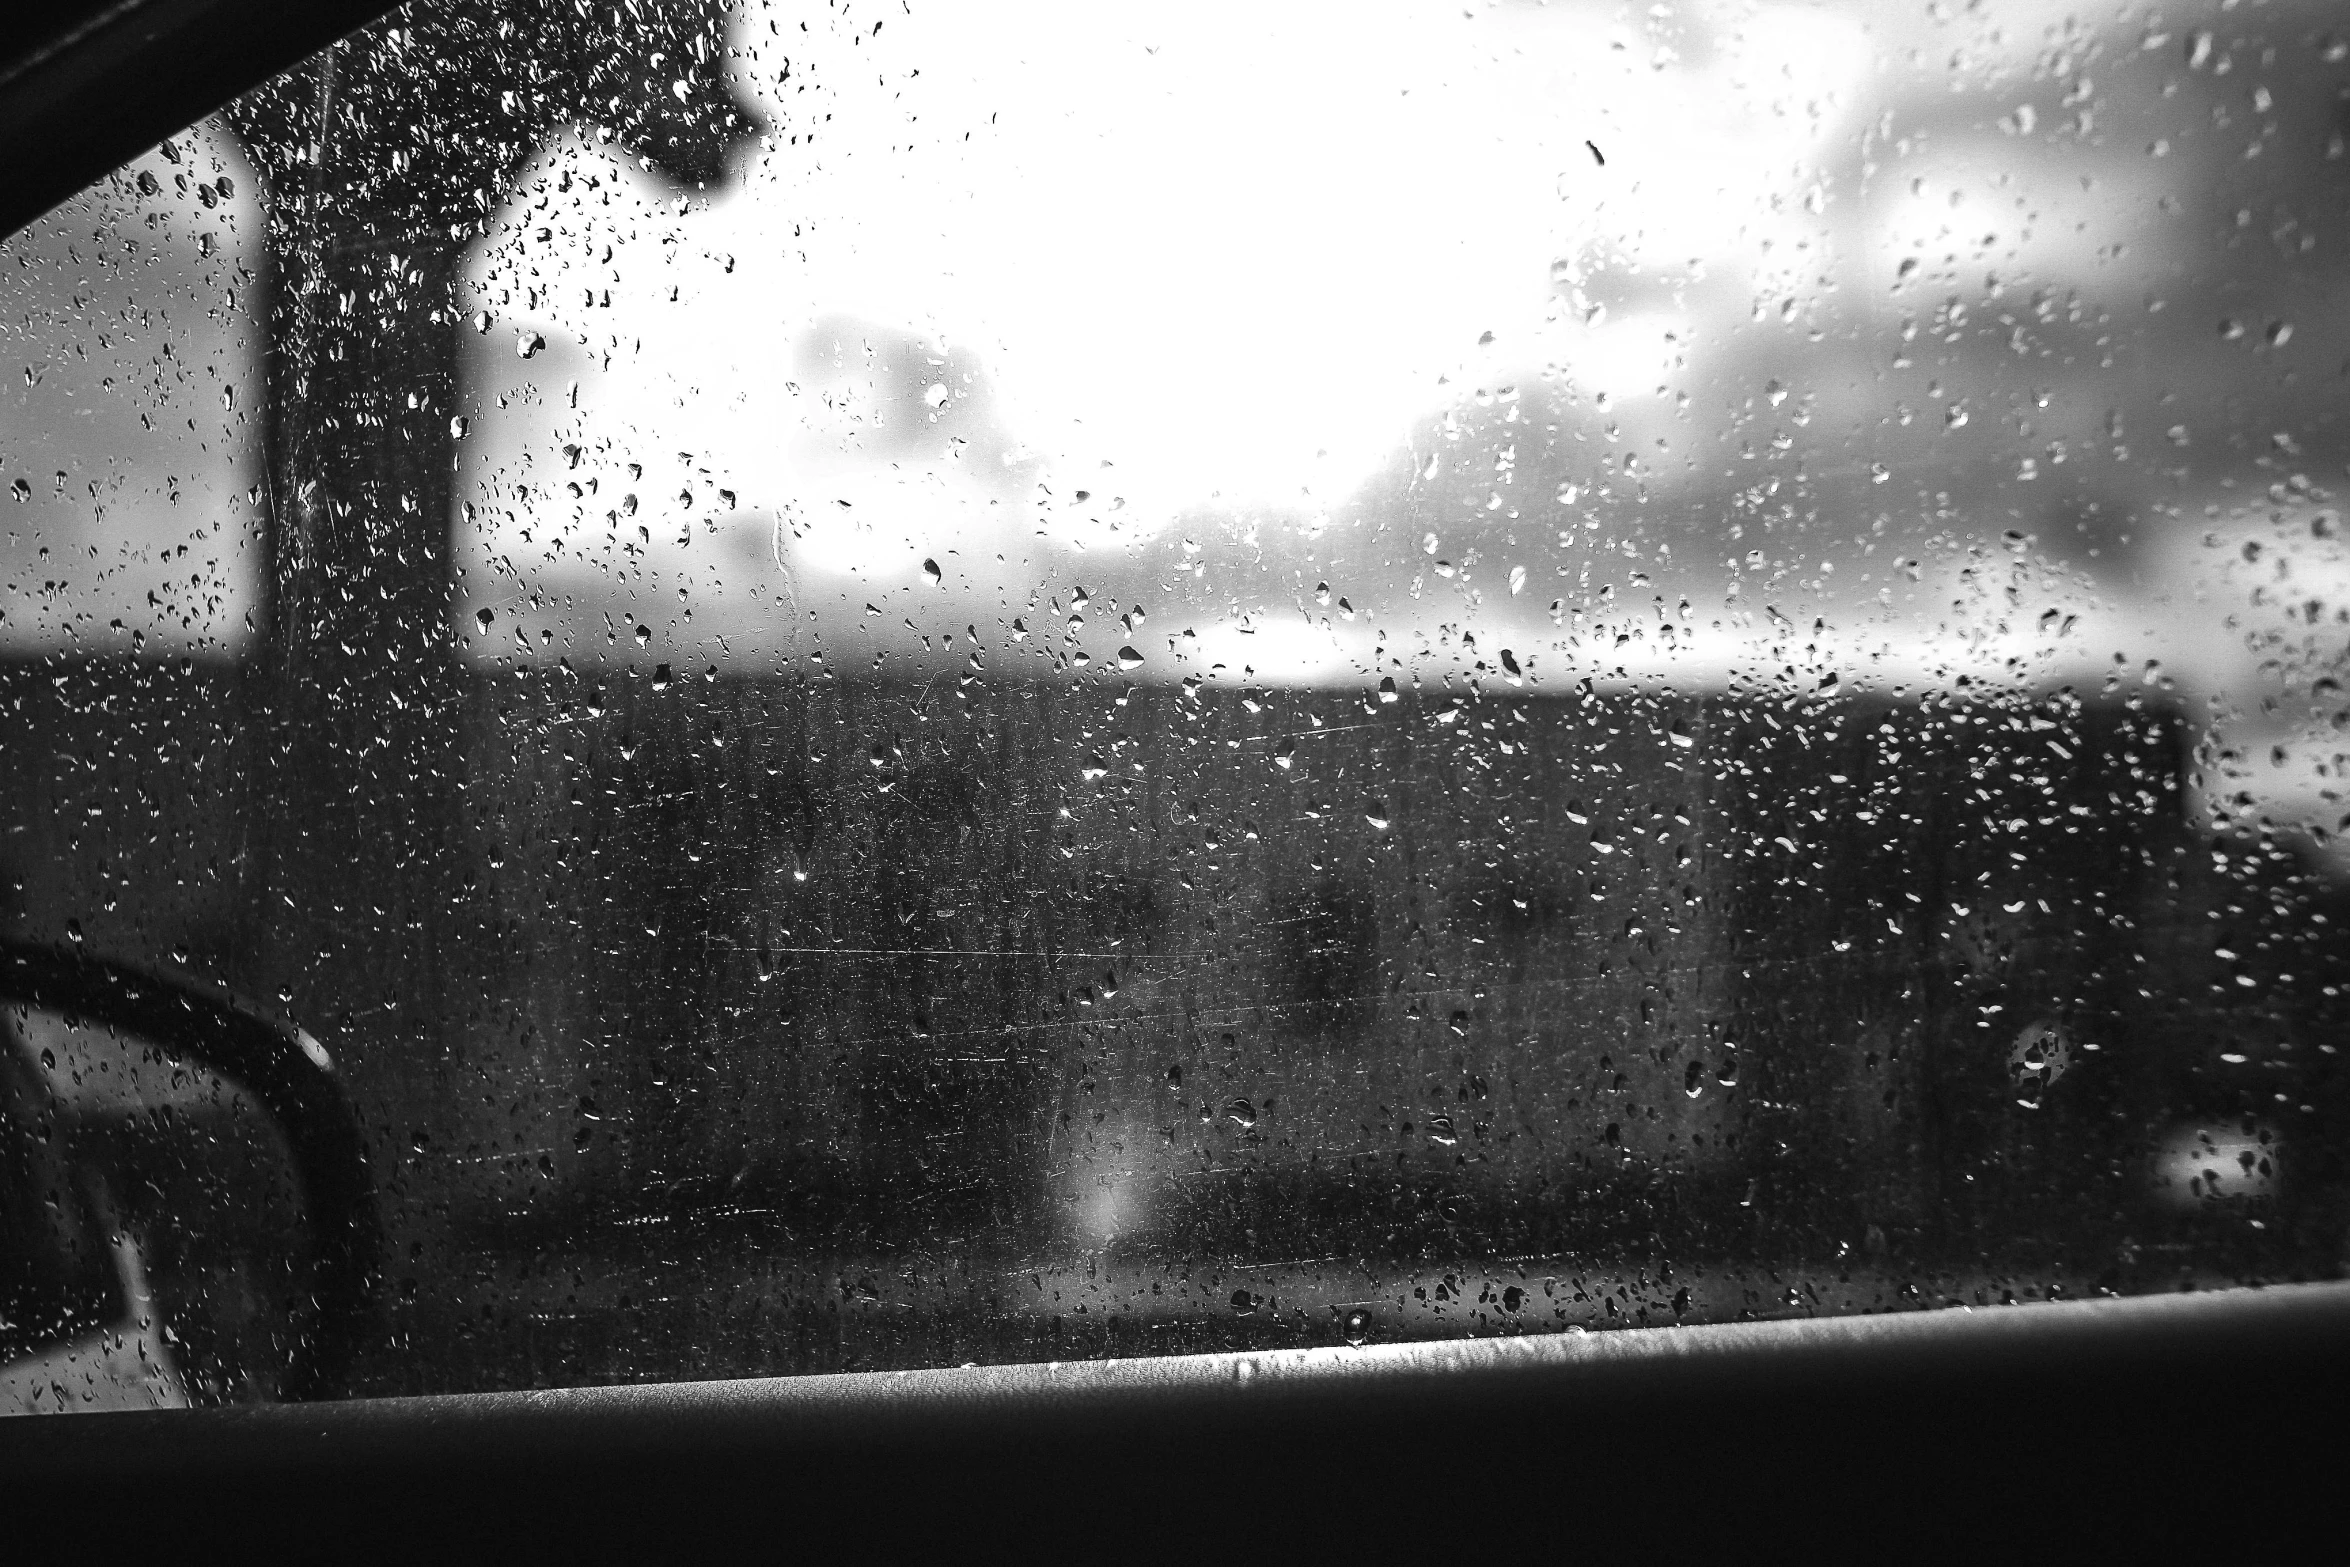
[{"x1": 0, "y1": 942, "x2": 374, "y2": 1411}]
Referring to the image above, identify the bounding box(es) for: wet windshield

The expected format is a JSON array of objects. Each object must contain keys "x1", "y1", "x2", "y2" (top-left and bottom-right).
[{"x1": 4, "y1": 0, "x2": 2345, "y2": 1398}]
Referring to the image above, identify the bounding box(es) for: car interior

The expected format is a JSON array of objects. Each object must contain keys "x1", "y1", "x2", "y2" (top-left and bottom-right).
[{"x1": 3, "y1": 0, "x2": 2347, "y2": 1546}]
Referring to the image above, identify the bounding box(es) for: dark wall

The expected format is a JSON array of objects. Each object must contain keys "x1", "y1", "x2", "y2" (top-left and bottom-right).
[{"x1": 8, "y1": 650, "x2": 2348, "y2": 1385}]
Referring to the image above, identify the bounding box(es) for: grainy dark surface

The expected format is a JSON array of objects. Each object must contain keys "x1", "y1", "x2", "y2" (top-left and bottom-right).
[{"x1": 8, "y1": 1284, "x2": 2345, "y2": 1551}]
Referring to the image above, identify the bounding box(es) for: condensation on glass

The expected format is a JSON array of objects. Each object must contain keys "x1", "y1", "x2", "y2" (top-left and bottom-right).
[{"x1": 2, "y1": 0, "x2": 2345, "y2": 1400}]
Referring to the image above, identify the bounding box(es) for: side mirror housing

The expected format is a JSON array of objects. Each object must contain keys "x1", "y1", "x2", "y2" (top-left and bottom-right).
[{"x1": 0, "y1": 942, "x2": 375, "y2": 1407}]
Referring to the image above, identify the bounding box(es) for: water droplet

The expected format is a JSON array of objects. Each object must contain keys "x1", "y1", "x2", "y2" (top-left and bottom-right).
[
  {"x1": 2008, "y1": 1021, "x2": 2074, "y2": 1102},
  {"x1": 922, "y1": 558, "x2": 943, "y2": 584},
  {"x1": 517, "y1": 330, "x2": 545, "y2": 359},
  {"x1": 1225, "y1": 1098, "x2": 1257, "y2": 1128},
  {"x1": 475, "y1": 607, "x2": 495, "y2": 632},
  {"x1": 449, "y1": 415, "x2": 470, "y2": 439},
  {"x1": 1117, "y1": 645, "x2": 1144, "y2": 671}
]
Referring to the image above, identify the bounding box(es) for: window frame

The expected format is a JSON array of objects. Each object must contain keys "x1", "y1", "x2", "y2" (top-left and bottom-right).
[{"x1": 2, "y1": 5, "x2": 2346, "y2": 1543}]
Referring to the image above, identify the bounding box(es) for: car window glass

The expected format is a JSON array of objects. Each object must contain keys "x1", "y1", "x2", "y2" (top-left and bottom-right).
[{"x1": 3, "y1": 0, "x2": 2343, "y2": 1400}]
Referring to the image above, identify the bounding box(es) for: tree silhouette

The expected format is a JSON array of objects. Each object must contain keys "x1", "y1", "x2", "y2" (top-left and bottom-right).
[{"x1": 216, "y1": 0, "x2": 763, "y2": 1253}]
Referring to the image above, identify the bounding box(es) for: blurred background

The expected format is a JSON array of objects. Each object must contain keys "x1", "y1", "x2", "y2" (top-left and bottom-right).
[{"x1": 4, "y1": 0, "x2": 2348, "y2": 1396}]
